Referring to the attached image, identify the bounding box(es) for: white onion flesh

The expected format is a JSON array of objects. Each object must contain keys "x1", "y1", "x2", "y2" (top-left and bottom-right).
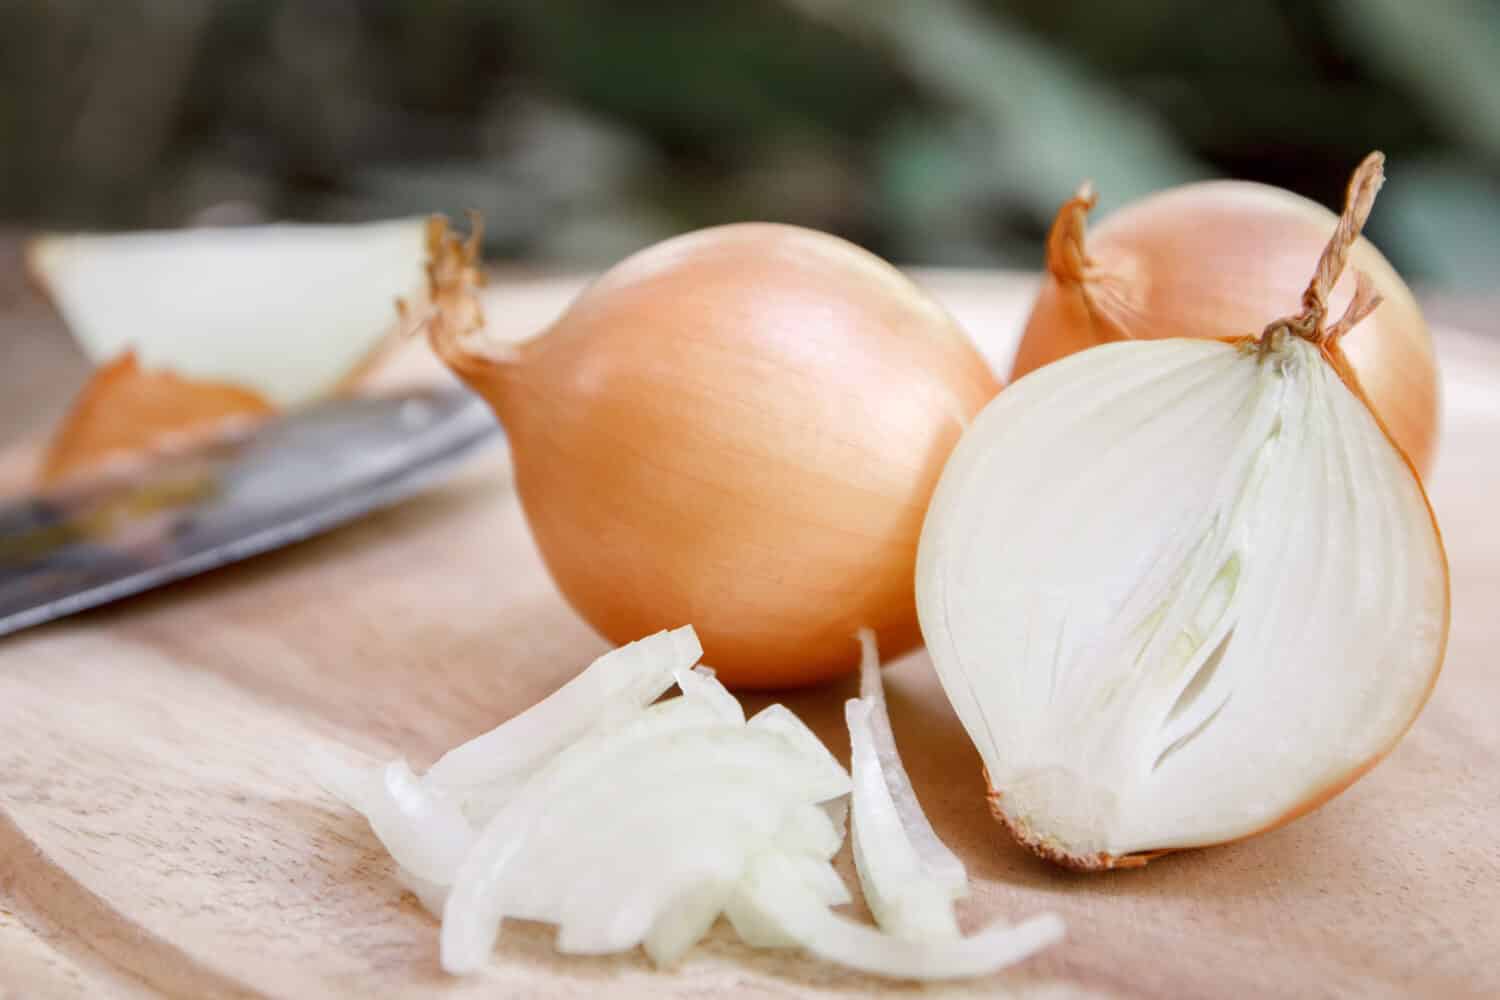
[
  {"x1": 311, "y1": 626, "x2": 1064, "y2": 981},
  {"x1": 736, "y1": 853, "x2": 1065, "y2": 981},
  {"x1": 917, "y1": 337, "x2": 1448, "y2": 864},
  {"x1": 854, "y1": 629, "x2": 967, "y2": 893},
  {"x1": 425, "y1": 627, "x2": 701, "y2": 792},
  {"x1": 675, "y1": 664, "x2": 747, "y2": 725},
  {"x1": 27, "y1": 219, "x2": 428, "y2": 406},
  {"x1": 846, "y1": 699, "x2": 960, "y2": 940},
  {"x1": 307, "y1": 752, "x2": 473, "y2": 885},
  {"x1": 643, "y1": 881, "x2": 734, "y2": 966},
  {"x1": 395, "y1": 866, "x2": 449, "y2": 917}
]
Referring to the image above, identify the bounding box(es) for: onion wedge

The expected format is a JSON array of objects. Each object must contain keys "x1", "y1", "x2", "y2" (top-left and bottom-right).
[{"x1": 28, "y1": 219, "x2": 428, "y2": 407}]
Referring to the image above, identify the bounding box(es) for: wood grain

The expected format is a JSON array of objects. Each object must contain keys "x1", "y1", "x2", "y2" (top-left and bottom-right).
[{"x1": 0, "y1": 264, "x2": 1495, "y2": 999}]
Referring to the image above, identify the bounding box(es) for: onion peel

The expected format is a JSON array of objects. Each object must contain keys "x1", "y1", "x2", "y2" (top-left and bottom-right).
[{"x1": 38, "y1": 350, "x2": 274, "y2": 487}]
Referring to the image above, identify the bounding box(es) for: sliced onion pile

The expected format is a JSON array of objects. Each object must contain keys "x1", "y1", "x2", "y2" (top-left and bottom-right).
[{"x1": 309, "y1": 626, "x2": 1062, "y2": 980}]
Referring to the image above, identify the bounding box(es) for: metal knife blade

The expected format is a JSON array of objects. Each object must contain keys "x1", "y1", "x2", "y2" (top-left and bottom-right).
[{"x1": 0, "y1": 387, "x2": 499, "y2": 638}]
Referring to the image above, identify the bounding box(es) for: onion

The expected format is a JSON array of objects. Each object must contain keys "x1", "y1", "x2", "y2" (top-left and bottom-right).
[
  {"x1": 417, "y1": 220, "x2": 999, "y2": 689},
  {"x1": 917, "y1": 154, "x2": 1450, "y2": 870},
  {"x1": 39, "y1": 351, "x2": 274, "y2": 485},
  {"x1": 847, "y1": 698, "x2": 959, "y2": 940},
  {"x1": 28, "y1": 219, "x2": 428, "y2": 484},
  {"x1": 1014, "y1": 164, "x2": 1439, "y2": 475},
  {"x1": 311, "y1": 626, "x2": 1064, "y2": 980},
  {"x1": 843, "y1": 627, "x2": 976, "y2": 943},
  {"x1": 735, "y1": 852, "x2": 1065, "y2": 982},
  {"x1": 307, "y1": 753, "x2": 472, "y2": 885},
  {"x1": 853, "y1": 629, "x2": 966, "y2": 895},
  {"x1": 423, "y1": 626, "x2": 700, "y2": 793}
]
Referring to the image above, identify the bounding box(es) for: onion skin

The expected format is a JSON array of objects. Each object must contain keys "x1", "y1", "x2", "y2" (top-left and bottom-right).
[
  {"x1": 39, "y1": 350, "x2": 274, "y2": 486},
  {"x1": 425, "y1": 221, "x2": 999, "y2": 690},
  {"x1": 1014, "y1": 180, "x2": 1440, "y2": 475}
]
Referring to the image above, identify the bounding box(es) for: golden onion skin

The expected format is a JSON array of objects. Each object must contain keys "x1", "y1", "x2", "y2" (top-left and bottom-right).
[
  {"x1": 1014, "y1": 181, "x2": 1439, "y2": 475},
  {"x1": 431, "y1": 222, "x2": 1000, "y2": 690}
]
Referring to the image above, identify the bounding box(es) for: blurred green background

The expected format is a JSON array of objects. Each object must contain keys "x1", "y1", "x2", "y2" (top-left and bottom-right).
[{"x1": 3, "y1": 0, "x2": 1498, "y2": 289}]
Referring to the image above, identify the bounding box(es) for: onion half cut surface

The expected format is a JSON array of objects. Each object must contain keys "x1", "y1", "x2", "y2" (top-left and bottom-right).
[{"x1": 917, "y1": 336, "x2": 1448, "y2": 869}]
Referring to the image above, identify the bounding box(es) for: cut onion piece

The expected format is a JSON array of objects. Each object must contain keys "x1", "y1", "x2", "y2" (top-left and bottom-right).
[
  {"x1": 846, "y1": 699, "x2": 960, "y2": 940},
  {"x1": 774, "y1": 802, "x2": 845, "y2": 861},
  {"x1": 446, "y1": 690, "x2": 737, "y2": 830},
  {"x1": 917, "y1": 334, "x2": 1449, "y2": 868},
  {"x1": 747, "y1": 704, "x2": 853, "y2": 804},
  {"x1": 27, "y1": 219, "x2": 428, "y2": 407},
  {"x1": 643, "y1": 881, "x2": 734, "y2": 967},
  {"x1": 440, "y1": 723, "x2": 846, "y2": 973},
  {"x1": 307, "y1": 750, "x2": 473, "y2": 885},
  {"x1": 780, "y1": 854, "x2": 852, "y2": 908},
  {"x1": 854, "y1": 629, "x2": 967, "y2": 894},
  {"x1": 733, "y1": 853, "x2": 1065, "y2": 981},
  {"x1": 674, "y1": 665, "x2": 746, "y2": 725},
  {"x1": 425, "y1": 626, "x2": 702, "y2": 791}
]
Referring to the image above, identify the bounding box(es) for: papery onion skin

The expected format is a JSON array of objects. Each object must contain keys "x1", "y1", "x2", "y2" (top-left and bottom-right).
[
  {"x1": 39, "y1": 350, "x2": 274, "y2": 486},
  {"x1": 1014, "y1": 179, "x2": 1439, "y2": 475},
  {"x1": 424, "y1": 221, "x2": 1000, "y2": 690}
]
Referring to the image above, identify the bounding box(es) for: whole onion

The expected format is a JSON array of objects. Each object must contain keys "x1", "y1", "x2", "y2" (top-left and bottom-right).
[{"x1": 421, "y1": 221, "x2": 999, "y2": 689}]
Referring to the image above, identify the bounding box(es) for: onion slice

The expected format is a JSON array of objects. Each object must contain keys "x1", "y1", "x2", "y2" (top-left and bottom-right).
[
  {"x1": 846, "y1": 699, "x2": 960, "y2": 940},
  {"x1": 27, "y1": 219, "x2": 428, "y2": 407},
  {"x1": 424, "y1": 626, "x2": 701, "y2": 790},
  {"x1": 734, "y1": 852, "x2": 1065, "y2": 982},
  {"x1": 307, "y1": 751, "x2": 473, "y2": 885},
  {"x1": 440, "y1": 724, "x2": 848, "y2": 972},
  {"x1": 854, "y1": 629, "x2": 967, "y2": 893}
]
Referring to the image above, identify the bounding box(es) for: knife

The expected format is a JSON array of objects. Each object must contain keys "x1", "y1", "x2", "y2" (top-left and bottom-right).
[{"x1": 0, "y1": 387, "x2": 499, "y2": 637}]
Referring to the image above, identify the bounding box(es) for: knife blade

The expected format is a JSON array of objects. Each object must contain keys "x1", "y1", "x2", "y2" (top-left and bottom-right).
[{"x1": 0, "y1": 387, "x2": 499, "y2": 637}]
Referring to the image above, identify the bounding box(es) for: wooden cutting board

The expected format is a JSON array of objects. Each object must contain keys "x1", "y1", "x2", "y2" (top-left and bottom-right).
[{"x1": 1, "y1": 269, "x2": 1496, "y2": 999}]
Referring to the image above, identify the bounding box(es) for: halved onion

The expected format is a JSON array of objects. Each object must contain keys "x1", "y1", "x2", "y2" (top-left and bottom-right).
[{"x1": 917, "y1": 334, "x2": 1448, "y2": 867}]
